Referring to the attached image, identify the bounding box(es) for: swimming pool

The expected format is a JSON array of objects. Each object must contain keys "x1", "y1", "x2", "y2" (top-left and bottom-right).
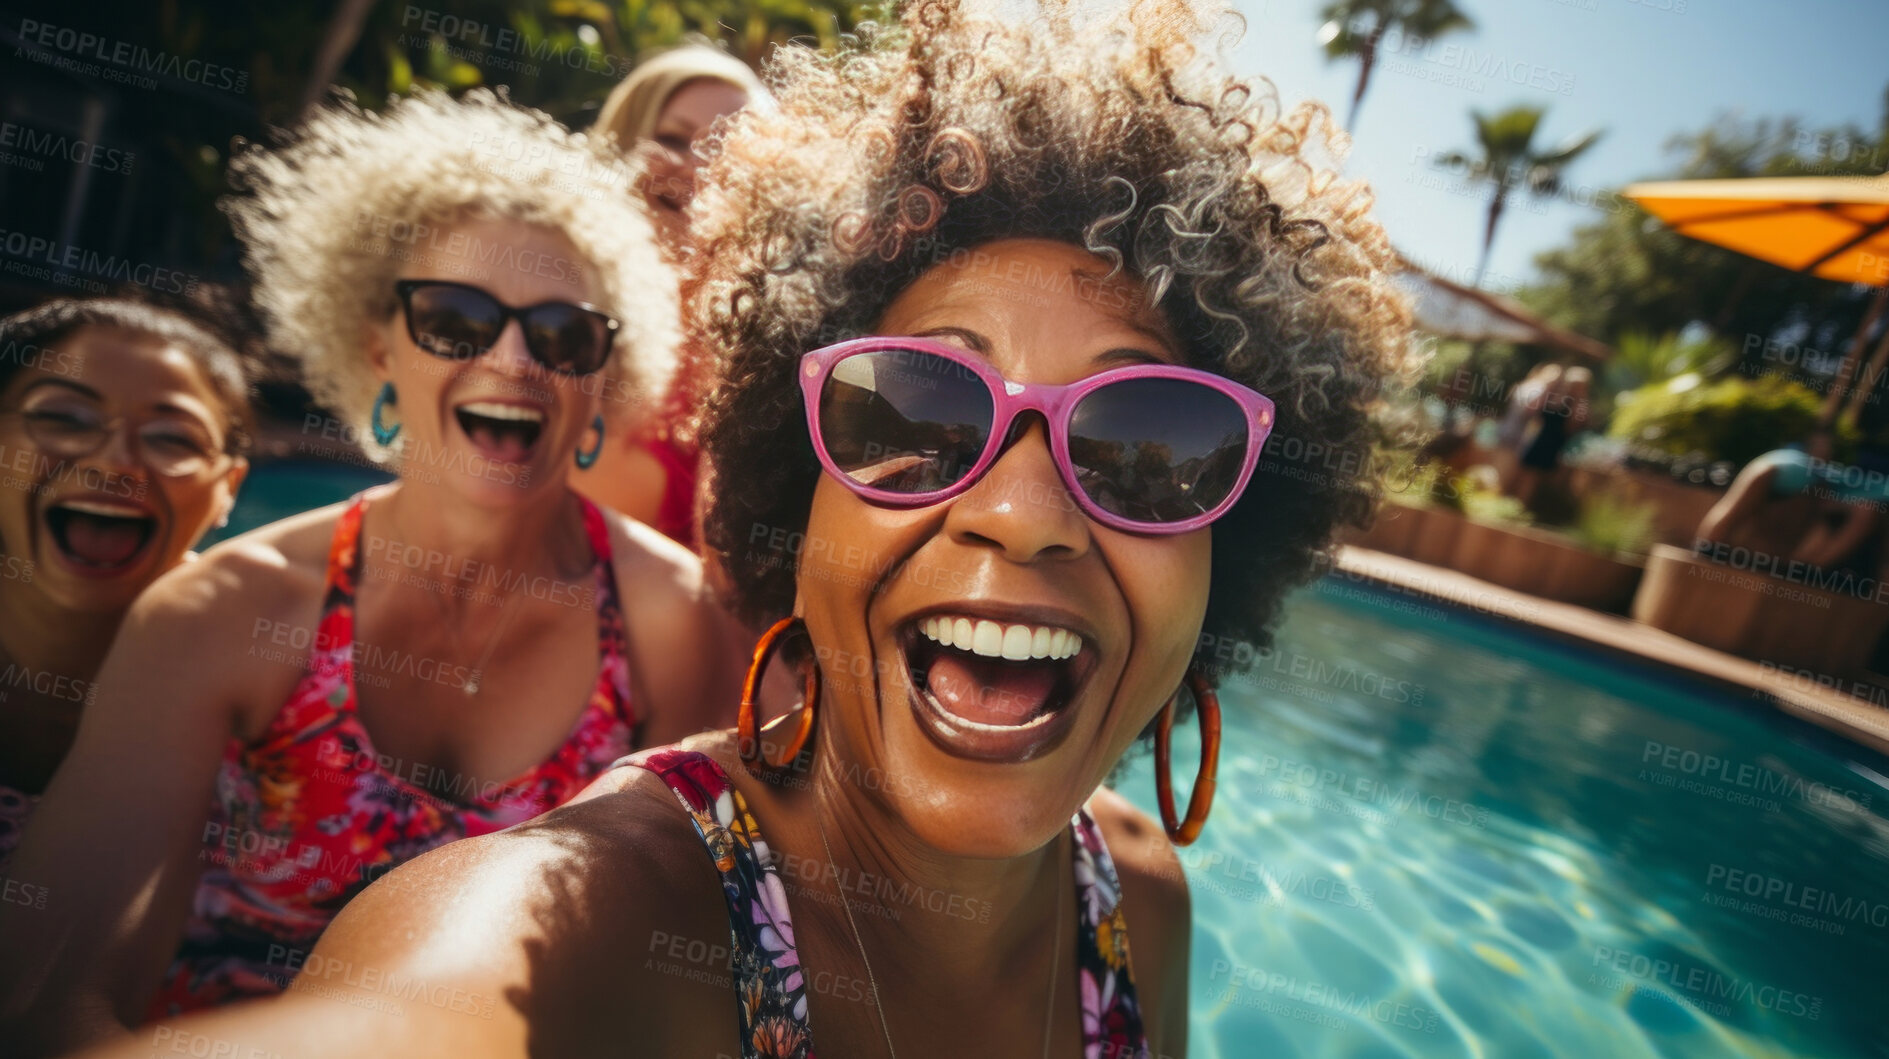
[
  {"x1": 199, "y1": 460, "x2": 393, "y2": 548},
  {"x1": 1114, "y1": 577, "x2": 1889, "y2": 1058}
]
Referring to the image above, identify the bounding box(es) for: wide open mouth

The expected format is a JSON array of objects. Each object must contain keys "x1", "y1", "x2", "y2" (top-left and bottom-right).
[
  {"x1": 898, "y1": 613, "x2": 1095, "y2": 763},
  {"x1": 453, "y1": 401, "x2": 545, "y2": 464},
  {"x1": 44, "y1": 499, "x2": 158, "y2": 573}
]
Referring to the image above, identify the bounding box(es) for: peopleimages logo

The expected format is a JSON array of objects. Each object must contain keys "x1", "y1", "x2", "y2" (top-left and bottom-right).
[
  {"x1": 16, "y1": 19, "x2": 249, "y2": 94},
  {"x1": 1640, "y1": 740, "x2": 1872, "y2": 812}
]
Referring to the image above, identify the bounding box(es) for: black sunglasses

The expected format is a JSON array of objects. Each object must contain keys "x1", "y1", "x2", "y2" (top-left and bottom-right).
[{"x1": 393, "y1": 280, "x2": 619, "y2": 376}]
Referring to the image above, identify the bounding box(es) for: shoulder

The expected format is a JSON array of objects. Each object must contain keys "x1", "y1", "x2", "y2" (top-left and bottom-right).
[
  {"x1": 108, "y1": 503, "x2": 341, "y2": 725},
  {"x1": 1087, "y1": 785, "x2": 1191, "y2": 1056},
  {"x1": 599, "y1": 503, "x2": 704, "y2": 595},
  {"x1": 115, "y1": 501, "x2": 341, "y2": 658},
  {"x1": 321, "y1": 752, "x2": 737, "y2": 1050},
  {"x1": 597, "y1": 506, "x2": 749, "y2": 738},
  {"x1": 1087, "y1": 785, "x2": 1190, "y2": 925}
]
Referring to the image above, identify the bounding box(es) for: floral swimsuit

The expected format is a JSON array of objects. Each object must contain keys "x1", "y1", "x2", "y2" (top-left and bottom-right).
[
  {"x1": 619, "y1": 747, "x2": 1152, "y2": 1059},
  {"x1": 145, "y1": 487, "x2": 640, "y2": 1019}
]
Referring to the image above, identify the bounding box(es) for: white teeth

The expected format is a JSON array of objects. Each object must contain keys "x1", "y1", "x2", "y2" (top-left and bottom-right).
[
  {"x1": 57, "y1": 499, "x2": 148, "y2": 518},
  {"x1": 919, "y1": 615, "x2": 1083, "y2": 660},
  {"x1": 1001, "y1": 625, "x2": 1033, "y2": 661},
  {"x1": 458, "y1": 401, "x2": 545, "y2": 422},
  {"x1": 973, "y1": 620, "x2": 1004, "y2": 657}
]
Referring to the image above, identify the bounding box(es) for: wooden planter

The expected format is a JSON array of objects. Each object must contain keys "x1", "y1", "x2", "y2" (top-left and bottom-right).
[
  {"x1": 1631, "y1": 544, "x2": 1889, "y2": 678},
  {"x1": 1353, "y1": 502, "x2": 1646, "y2": 613},
  {"x1": 1448, "y1": 517, "x2": 1647, "y2": 613}
]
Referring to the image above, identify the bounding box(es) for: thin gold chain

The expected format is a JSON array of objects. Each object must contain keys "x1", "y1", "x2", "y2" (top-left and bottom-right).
[{"x1": 815, "y1": 804, "x2": 1067, "y2": 1058}]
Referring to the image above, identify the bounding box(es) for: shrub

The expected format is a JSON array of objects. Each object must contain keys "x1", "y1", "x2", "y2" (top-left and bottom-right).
[{"x1": 1607, "y1": 373, "x2": 1823, "y2": 466}]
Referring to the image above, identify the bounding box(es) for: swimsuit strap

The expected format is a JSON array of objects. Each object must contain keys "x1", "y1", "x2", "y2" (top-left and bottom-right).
[
  {"x1": 615, "y1": 747, "x2": 815, "y2": 1058},
  {"x1": 616, "y1": 750, "x2": 1154, "y2": 1059},
  {"x1": 322, "y1": 485, "x2": 393, "y2": 614},
  {"x1": 1070, "y1": 806, "x2": 1152, "y2": 1058},
  {"x1": 576, "y1": 495, "x2": 637, "y2": 729}
]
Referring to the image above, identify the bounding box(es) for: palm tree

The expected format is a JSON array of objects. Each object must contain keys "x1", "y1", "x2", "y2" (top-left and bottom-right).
[
  {"x1": 1440, "y1": 105, "x2": 1603, "y2": 287},
  {"x1": 1316, "y1": 0, "x2": 1474, "y2": 132}
]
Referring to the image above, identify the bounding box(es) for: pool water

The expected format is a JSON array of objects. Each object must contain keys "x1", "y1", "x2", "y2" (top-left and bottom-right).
[
  {"x1": 1114, "y1": 578, "x2": 1889, "y2": 1059},
  {"x1": 199, "y1": 460, "x2": 392, "y2": 548}
]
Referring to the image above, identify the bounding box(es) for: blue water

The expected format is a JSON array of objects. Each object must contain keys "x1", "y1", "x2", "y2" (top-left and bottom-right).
[
  {"x1": 1114, "y1": 577, "x2": 1889, "y2": 1058},
  {"x1": 199, "y1": 459, "x2": 392, "y2": 548}
]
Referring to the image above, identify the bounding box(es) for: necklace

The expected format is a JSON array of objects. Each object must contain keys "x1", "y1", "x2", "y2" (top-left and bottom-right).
[
  {"x1": 815, "y1": 803, "x2": 1067, "y2": 1058},
  {"x1": 378, "y1": 496, "x2": 534, "y2": 696}
]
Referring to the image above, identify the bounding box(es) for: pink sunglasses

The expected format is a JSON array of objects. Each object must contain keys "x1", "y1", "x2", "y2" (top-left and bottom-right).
[{"x1": 798, "y1": 337, "x2": 1276, "y2": 534}]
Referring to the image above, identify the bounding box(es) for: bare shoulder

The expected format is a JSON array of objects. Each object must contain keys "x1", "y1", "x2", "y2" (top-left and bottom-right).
[
  {"x1": 1087, "y1": 784, "x2": 1192, "y2": 1057},
  {"x1": 599, "y1": 508, "x2": 748, "y2": 742},
  {"x1": 105, "y1": 502, "x2": 343, "y2": 731},
  {"x1": 138, "y1": 501, "x2": 337, "y2": 618},
  {"x1": 1088, "y1": 784, "x2": 1190, "y2": 917},
  {"x1": 317, "y1": 751, "x2": 738, "y2": 1054},
  {"x1": 600, "y1": 504, "x2": 706, "y2": 597}
]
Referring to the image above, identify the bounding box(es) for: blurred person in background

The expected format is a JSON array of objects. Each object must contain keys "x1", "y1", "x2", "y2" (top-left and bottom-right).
[
  {"x1": 0, "y1": 298, "x2": 254, "y2": 868},
  {"x1": 574, "y1": 42, "x2": 768, "y2": 544},
  {"x1": 0, "y1": 89, "x2": 745, "y2": 1055},
  {"x1": 1494, "y1": 361, "x2": 1558, "y2": 493},
  {"x1": 1697, "y1": 426, "x2": 1889, "y2": 578},
  {"x1": 1513, "y1": 364, "x2": 1591, "y2": 512}
]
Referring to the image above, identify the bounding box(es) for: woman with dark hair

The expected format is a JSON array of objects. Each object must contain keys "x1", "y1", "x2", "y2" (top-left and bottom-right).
[
  {"x1": 0, "y1": 298, "x2": 253, "y2": 867},
  {"x1": 83, "y1": 2, "x2": 1412, "y2": 1056}
]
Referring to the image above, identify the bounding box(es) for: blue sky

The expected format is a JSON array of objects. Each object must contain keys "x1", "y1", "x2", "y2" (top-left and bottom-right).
[{"x1": 1224, "y1": 0, "x2": 1889, "y2": 295}]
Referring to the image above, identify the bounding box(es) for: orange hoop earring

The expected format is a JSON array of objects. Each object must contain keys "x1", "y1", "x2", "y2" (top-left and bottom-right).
[
  {"x1": 738, "y1": 616, "x2": 820, "y2": 776},
  {"x1": 1153, "y1": 668, "x2": 1220, "y2": 846}
]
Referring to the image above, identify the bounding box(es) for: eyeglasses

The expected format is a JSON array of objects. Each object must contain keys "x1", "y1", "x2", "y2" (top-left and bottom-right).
[
  {"x1": 799, "y1": 337, "x2": 1275, "y2": 534},
  {"x1": 0, "y1": 407, "x2": 231, "y2": 478},
  {"x1": 393, "y1": 280, "x2": 619, "y2": 377}
]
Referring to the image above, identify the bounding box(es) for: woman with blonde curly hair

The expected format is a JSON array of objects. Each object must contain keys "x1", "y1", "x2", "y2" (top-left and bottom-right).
[
  {"x1": 0, "y1": 89, "x2": 745, "y2": 1053},
  {"x1": 76, "y1": 2, "x2": 1413, "y2": 1056}
]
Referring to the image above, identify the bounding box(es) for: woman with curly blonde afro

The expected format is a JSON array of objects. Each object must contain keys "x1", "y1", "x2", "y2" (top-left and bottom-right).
[
  {"x1": 74, "y1": 3, "x2": 1414, "y2": 1056},
  {"x1": 0, "y1": 89, "x2": 748, "y2": 1053}
]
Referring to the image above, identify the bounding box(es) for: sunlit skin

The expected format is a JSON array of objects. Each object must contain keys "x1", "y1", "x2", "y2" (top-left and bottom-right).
[
  {"x1": 0, "y1": 326, "x2": 246, "y2": 793},
  {"x1": 0, "y1": 219, "x2": 746, "y2": 1055},
  {"x1": 64, "y1": 239, "x2": 1198, "y2": 1059},
  {"x1": 641, "y1": 77, "x2": 750, "y2": 255}
]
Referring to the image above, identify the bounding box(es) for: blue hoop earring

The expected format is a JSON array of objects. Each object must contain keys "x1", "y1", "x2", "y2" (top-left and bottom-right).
[
  {"x1": 371, "y1": 381, "x2": 401, "y2": 447},
  {"x1": 575, "y1": 414, "x2": 605, "y2": 470}
]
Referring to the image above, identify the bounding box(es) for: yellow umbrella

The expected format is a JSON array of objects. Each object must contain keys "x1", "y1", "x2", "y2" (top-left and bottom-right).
[{"x1": 1624, "y1": 173, "x2": 1889, "y2": 427}]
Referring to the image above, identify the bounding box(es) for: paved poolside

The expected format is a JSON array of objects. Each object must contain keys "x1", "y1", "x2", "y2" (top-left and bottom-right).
[{"x1": 1336, "y1": 545, "x2": 1889, "y2": 757}]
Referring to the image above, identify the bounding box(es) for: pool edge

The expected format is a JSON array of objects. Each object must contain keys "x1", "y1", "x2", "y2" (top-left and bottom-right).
[{"x1": 1332, "y1": 546, "x2": 1889, "y2": 760}]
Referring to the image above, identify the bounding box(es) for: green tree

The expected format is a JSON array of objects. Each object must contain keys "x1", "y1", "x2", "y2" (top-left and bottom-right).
[
  {"x1": 1439, "y1": 105, "x2": 1602, "y2": 288},
  {"x1": 1520, "y1": 93, "x2": 1889, "y2": 382},
  {"x1": 1316, "y1": 0, "x2": 1473, "y2": 132}
]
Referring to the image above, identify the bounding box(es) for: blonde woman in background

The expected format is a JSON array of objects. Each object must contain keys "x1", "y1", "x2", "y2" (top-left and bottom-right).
[{"x1": 575, "y1": 42, "x2": 768, "y2": 543}]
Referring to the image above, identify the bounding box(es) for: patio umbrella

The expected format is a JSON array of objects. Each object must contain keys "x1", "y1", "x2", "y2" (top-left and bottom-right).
[{"x1": 1623, "y1": 173, "x2": 1889, "y2": 428}]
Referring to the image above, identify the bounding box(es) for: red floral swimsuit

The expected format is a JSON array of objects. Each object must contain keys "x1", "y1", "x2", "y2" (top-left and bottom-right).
[{"x1": 145, "y1": 487, "x2": 640, "y2": 1018}]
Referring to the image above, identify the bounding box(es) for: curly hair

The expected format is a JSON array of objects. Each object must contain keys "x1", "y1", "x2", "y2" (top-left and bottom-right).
[
  {"x1": 693, "y1": 0, "x2": 1417, "y2": 669},
  {"x1": 223, "y1": 88, "x2": 677, "y2": 457}
]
